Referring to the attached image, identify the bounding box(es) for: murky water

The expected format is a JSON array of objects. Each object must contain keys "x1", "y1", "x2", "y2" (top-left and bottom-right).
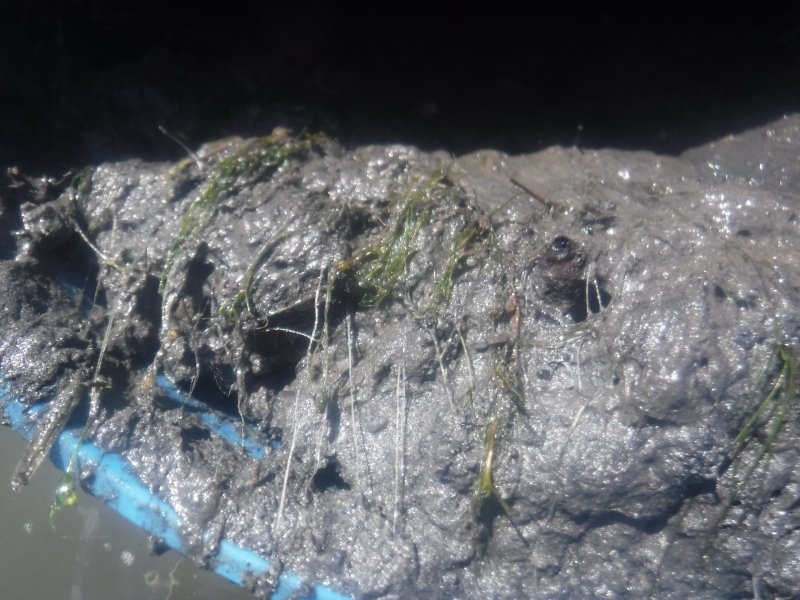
[{"x1": 0, "y1": 423, "x2": 254, "y2": 600}]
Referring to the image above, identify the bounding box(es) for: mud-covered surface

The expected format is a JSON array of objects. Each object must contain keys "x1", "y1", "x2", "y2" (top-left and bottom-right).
[{"x1": 1, "y1": 115, "x2": 800, "y2": 599}]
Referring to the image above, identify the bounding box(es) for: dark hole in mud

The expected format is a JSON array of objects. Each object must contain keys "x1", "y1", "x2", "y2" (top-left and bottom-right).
[
  {"x1": 134, "y1": 274, "x2": 162, "y2": 368},
  {"x1": 183, "y1": 243, "x2": 214, "y2": 307},
  {"x1": 172, "y1": 177, "x2": 202, "y2": 205},
  {"x1": 471, "y1": 493, "x2": 512, "y2": 552},
  {"x1": 54, "y1": 266, "x2": 100, "y2": 314},
  {"x1": 373, "y1": 363, "x2": 392, "y2": 385},
  {"x1": 717, "y1": 455, "x2": 736, "y2": 477},
  {"x1": 736, "y1": 229, "x2": 752, "y2": 237},
  {"x1": 246, "y1": 328, "x2": 310, "y2": 394},
  {"x1": 640, "y1": 414, "x2": 679, "y2": 428},
  {"x1": 333, "y1": 204, "x2": 380, "y2": 240},
  {"x1": 257, "y1": 470, "x2": 277, "y2": 487},
  {"x1": 549, "y1": 235, "x2": 574, "y2": 260},
  {"x1": 311, "y1": 461, "x2": 350, "y2": 493},
  {"x1": 567, "y1": 276, "x2": 612, "y2": 322},
  {"x1": 46, "y1": 232, "x2": 105, "y2": 310},
  {"x1": 588, "y1": 510, "x2": 670, "y2": 535},
  {"x1": 270, "y1": 428, "x2": 283, "y2": 445},
  {"x1": 184, "y1": 364, "x2": 239, "y2": 418},
  {"x1": 538, "y1": 234, "x2": 599, "y2": 323},
  {"x1": 686, "y1": 477, "x2": 718, "y2": 498},
  {"x1": 567, "y1": 296, "x2": 588, "y2": 323},
  {"x1": 180, "y1": 424, "x2": 211, "y2": 452},
  {"x1": 715, "y1": 285, "x2": 727, "y2": 300},
  {"x1": 581, "y1": 215, "x2": 616, "y2": 233},
  {"x1": 246, "y1": 293, "x2": 356, "y2": 396},
  {"x1": 59, "y1": 336, "x2": 89, "y2": 351}
]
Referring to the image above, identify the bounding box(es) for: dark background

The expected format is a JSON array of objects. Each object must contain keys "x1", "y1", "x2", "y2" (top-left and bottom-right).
[{"x1": 2, "y1": 3, "x2": 799, "y2": 172}]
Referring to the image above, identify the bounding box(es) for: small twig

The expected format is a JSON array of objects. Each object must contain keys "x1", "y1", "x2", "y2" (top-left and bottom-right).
[
  {"x1": 393, "y1": 347, "x2": 406, "y2": 539},
  {"x1": 306, "y1": 267, "x2": 325, "y2": 380},
  {"x1": 584, "y1": 263, "x2": 604, "y2": 316},
  {"x1": 346, "y1": 312, "x2": 360, "y2": 489},
  {"x1": 262, "y1": 327, "x2": 314, "y2": 341},
  {"x1": 455, "y1": 321, "x2": 475, "y2": 407},
  {"x1": 88, "y1": 313, "x2": 115, "y2": 420},
  {"x1": 559, "y1": 397, "x2": 592, "y2": 467},
  {"x1": 276, "y1": 388, "x2": 301, "y2": 534},
  {"x1": 313, "y1": 270, "x2": 332, "y2": 474},
  {"x1": 180, "y1": 297, "x2": 207, "y2": 401},
  {"x1": 509, "y1": 177, "x2": 564, "y2": 212},
  {"x1": 72, "y1": 221, "x2": 128, "y2": 274},
  {"x1": 310, "y1": 269, "x2": 325, "y2": 347},
  {"x1": 322, "y1": 271, "x2": 333, "y2": 399},
  {"x1": 428, "y1": 325, "x2": 456, "y2": 413},
  {"x1": 159, "y1": 125, "x2": 206, "y2": 171}
]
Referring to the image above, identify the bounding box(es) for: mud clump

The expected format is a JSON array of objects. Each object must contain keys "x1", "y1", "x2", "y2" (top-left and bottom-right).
[{"x1": 2, "y1": 117, "x2": 800, "y2": 599}]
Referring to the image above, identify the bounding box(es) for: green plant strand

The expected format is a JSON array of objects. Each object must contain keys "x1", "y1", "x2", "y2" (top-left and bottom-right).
[{"x1": 160, "y1": 132, "x2": 324, "y2": 292}]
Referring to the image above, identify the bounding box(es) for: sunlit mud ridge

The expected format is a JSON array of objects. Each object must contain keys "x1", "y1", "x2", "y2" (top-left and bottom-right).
[{"x1": 1, "y1": 116, "x2": 800, "y2": 599}]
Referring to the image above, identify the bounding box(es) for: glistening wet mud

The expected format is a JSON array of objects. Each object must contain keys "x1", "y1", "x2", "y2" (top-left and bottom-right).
[{"x1": 1, "y1": 115, "x2": 800, "y2": 599}]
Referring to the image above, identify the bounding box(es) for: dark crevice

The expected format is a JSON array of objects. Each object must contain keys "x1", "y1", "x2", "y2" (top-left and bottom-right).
[
  {"x1": 180, "y1": 424, "x2": 211, "y2": 452},
  {"x1": 567, "y1": 278, "x2": 612, "y2": 322},
  {"x1": 324, "y1": 398, "x2": 341, "y2": 445},
  {"x1": 470, "y1": 492, "x2": 510, "y2": 555},
  {"x1": 568, "y1": 478, "x2": 718, "y2": 537},
  {"x1": 568, "y1": 299, "x2": 588, "y2": 324},
  {"x1": 588, "y1": 510, "x2": 670, "y2": 535},
  {"x1": 311, "y1": 460, "x2": 351, "y2": 493},
  {"x1": 182, "y1": 243, "x2": 215, "y2": 309},
  {"x1": 182, "y1": 363, "x2": 239, "y2": 418},
  {"x1": 640, "y1": 414, "x2": 680, "y2": 428},
  {"x1": 244, "y1": 280, "x2": 352, "y2": 398},
  {"x1": 134, "y1": 273, "x2": 162, "y2": 369},
  {"x1": 685, "y1": 478, "x2": 718, "y2": 499},
  {"x1": 373, "y1": 364, "x2": 392, "y2": 386}
]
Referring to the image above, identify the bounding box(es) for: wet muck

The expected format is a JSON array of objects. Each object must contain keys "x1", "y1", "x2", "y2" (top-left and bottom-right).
[{"x1": 2, "y1": 116, "x2": 800, "y2": 599}]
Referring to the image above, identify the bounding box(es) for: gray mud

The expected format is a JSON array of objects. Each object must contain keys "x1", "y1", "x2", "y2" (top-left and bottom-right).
[{"x1": 2, "y1": 116, "x2": 800, "y2": 599}]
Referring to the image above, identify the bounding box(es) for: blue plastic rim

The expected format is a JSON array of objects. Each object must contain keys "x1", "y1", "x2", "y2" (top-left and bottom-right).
[{"x1": 0, "y1": 373, "x2": 351, "y2": 600}]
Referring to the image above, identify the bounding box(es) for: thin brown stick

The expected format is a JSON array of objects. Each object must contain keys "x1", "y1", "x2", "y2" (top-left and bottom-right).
[{"x1": 510, "y1": 177, "x2": 564, "y2": 212}]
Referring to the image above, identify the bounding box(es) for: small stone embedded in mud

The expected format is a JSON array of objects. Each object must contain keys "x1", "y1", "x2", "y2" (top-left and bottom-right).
[{"x1": 1, "y1": 118, "x2": 800, "y2": 599}]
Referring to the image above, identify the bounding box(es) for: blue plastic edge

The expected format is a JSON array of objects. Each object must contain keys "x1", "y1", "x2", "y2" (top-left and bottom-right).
[
  {"x1": 0, "y1": 375, "x2": 351, "y2": 600},
  {"x1": 155, "y1": 374, "x2": 271, "y2": 459}
]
